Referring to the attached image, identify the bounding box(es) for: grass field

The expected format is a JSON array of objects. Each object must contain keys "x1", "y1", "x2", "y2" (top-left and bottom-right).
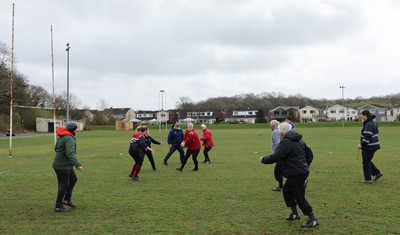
[{"x1": 1, "y1": 124, "x2": 399, "y2": 234}]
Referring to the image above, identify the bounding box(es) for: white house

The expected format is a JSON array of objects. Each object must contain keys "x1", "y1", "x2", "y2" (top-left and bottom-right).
[
  {"x1": 299, "y1": 105, "x2": 319, "y2": 122},
  {"x1": 326, "y1": 104, "x2": 347, "y2": 121}
]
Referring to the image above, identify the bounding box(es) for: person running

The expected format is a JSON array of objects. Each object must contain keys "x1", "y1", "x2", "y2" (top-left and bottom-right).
[
  {"x1": 200, "y1": 124, "x2": 214, "y2": 164},
  {"x1": 129, "y1": 126, "x2": 153, "y2": 181},
  {"x1": 176, "y1": 123, "x2": 201, "y2": 172},
  {"x1": 163, "y1": 122, "x2": 184, "y2": 165},
  {"x1": 357, "y1": 110, "x2": 383, "y2": 183},
  {"x1": 53, "y1": 122, "x2": 84, "y2": 212},
  {"x1": 260, "y1": 122, "x2": 319, "y2": 228}
]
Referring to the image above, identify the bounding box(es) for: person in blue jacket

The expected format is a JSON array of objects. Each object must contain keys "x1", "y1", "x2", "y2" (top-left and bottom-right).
[
  {"x1": 357, "y1": 110, "x2": 383, "y2": 183},
  {"x1": 163, "y1": 122, "x2": 184, "y2": 165}
]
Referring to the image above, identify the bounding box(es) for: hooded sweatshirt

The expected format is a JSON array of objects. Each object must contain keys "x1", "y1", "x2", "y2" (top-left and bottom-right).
[
  {"x1": 261, "y1": 130, "x2": 309, "y2": 177},
  {"x1": 53, "y1": 127, "x2": 81, "y2": 170}
]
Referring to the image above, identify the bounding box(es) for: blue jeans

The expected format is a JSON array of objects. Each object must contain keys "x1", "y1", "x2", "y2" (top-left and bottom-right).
[
  {"x1": 164, "y1": 145, "x2": 184, "y2": 163},
  {"x1": 203, "y1": 146, "x2": 212, "y2": 161}
]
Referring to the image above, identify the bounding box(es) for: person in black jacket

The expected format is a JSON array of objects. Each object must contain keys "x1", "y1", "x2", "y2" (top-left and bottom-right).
[
  {"x1": 142, "y1": 127, "x2": 162, "y2": 171},
  {"x1": 260, "y1": 122, "x2": 319, "y2": 228},
  {"x1": 357, "y1": 110, "x2": 383, "y2": 183}
]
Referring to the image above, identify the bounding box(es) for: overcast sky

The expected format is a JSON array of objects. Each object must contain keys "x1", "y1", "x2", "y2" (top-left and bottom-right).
[{"x1": 1, "y1": 0, "x2": 400, "y2": 110}]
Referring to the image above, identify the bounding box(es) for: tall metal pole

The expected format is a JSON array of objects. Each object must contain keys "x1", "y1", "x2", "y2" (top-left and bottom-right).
[
  {"x1": 9, "y1": 3, "x2": 15, "y2": 158},
  {"x1": 51, "y1": 26, "x2": 56, "y2": 144},
  {"x1": 66, "y1": 43, "x2": 70, "y2": 122},
  {"x1": 340, "y1": 86, "x2": 345, "y2": 127},
  {"x1": 159, "y1": 90, "x2": 165, "y2": 132}
]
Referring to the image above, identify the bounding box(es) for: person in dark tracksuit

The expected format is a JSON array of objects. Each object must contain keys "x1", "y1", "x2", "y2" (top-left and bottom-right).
[
  {"x1": 269, "y1": 119, "x2": 284, "y2": 191},
  {"x1": 163, "y1": 122, "x2": 184, "y2": 165},
  {"x1": 129, "y1": 126, "x2": 153, "y2": 181},
  {"x1": 357, "y1": 110, "x2": 383, "y2": 183},
  {"x1": 53, "y1": 122, "x2": 84, "y2": 212},
  {"x1": 260, "y1": 122, "x2": 319, "y2": 228},
  {"x1": 143, "y1": 129, "x2": 162, "y2": 171}
]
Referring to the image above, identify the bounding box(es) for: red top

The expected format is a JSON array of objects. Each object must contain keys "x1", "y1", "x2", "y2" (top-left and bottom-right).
[
  {"x1": 183, "y1": 129, "x2": 201, "y2": 150},
  {"x1": 200, "y1": 128, "x2": 214, "y2": 147}
]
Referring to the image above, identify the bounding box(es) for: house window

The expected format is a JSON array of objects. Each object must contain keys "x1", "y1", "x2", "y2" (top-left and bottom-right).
[
  {"x1": 370, "y1": 109, "x2": 375, "y2": 113},
  {"x1": 330, "y1": 110, "x2": 336, "y2": 114},
  {"x1": 310, "y1": 110, "x2": 315, "y2": 114},
  {"x1": 378, "y1": 109, "x2": 385, "y2": 114},
  {"x1": 302, "y1": 110, "x2": 307, "y2": 114},
  {"x1": 339, "y1": 109, "x2": 344, "y2": 114}
]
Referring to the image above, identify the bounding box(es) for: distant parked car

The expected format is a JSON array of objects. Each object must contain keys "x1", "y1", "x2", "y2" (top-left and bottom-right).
[{"x1": 6, "y1": 129, "x2": 15, "y2": 136}]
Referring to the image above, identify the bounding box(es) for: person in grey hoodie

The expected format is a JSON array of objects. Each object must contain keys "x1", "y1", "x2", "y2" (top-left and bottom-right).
[
  {"x1": 53, "y1": 122, "x2": 84, "y2": 212},
  {"x1": 260, "y1": 122, "x2": 318, "y2": 228}
]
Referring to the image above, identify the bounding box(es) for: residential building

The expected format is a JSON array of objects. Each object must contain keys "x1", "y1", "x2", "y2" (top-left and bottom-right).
[
  {"x1": 225, "y1": 109, "x2": 258, "y2": 124},
  {"x1": 269, "y1": 106, "x2": 299, "y2": 122},
  {"x1": 357, "y1": 104, "x2": 388, "y2": 122}
]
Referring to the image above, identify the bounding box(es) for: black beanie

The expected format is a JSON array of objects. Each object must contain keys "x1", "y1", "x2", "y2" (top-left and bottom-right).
[{"x1": 66, "y1": 122, "x2": 77, "y2": 132}]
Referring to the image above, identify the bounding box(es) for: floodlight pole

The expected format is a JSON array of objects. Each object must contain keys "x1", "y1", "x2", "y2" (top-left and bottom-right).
[
  {"x1": 340, "y1": 86, "x2": 345, "y2": 127},
  {"x1": 159, "y1": 90, "x2": 165, "y2": 132},
  {"x1": 66, "y1": 43, "x2": 70, "y2": 122}
]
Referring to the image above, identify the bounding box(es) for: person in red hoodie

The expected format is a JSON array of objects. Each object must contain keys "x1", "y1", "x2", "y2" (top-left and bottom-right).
[
  {"x1": 129, "y1": 126, "x2": 153, "y2": 181},
  {"x1": 176, "y1": 123, "x2": 201, "y2": 172},
  {"x1": 53, "y1": 122, "x2": 84, "y2": 212},
  {"x1": 200, "y1": 124, "x2": 214, "y2": 164}
]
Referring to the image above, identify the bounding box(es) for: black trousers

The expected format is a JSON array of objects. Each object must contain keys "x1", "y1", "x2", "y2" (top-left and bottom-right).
[
  {"x1": 283, "y1": 173, "x2": 313, "y2": 216},
  {"x1": 362, "y1": 149, "x2": 380, "y2": 181},
  {"x1": 274, "y1": 162, "x2": 284, "y2": 188},
  {"x1": 180, "y1": 149, "x2": 200, "y2": 170},
  {"x1": 54, "y1": 168, "x2": 78, "y2": 208},
  {"x1": 145, "y1": 151, "x2": 156, "y2": 170}
]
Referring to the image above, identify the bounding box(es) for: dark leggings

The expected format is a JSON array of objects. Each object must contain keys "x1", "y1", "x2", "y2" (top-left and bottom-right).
[
  {"x1": 180, "y1": 149, "x2": 200, "y2": 170},
  {"x1": 145, "y1": 152, "x2": 156, "y2": 170},
  {"x1": 54, "y1": 168, "x2": 78, "y2": 208}
]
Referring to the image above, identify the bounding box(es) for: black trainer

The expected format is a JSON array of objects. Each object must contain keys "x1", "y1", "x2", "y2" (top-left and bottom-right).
[
  {"x1": 55, "y1": 206, "x2": 69, "y2": 212},
  {"x1": 163, "y1": 160, "x2": 168, "y2": 165},
  {"x1": 301, "y1": 219, "x2": 319, "y2": 228},
  {"x1": 286, "y1": 213, "x2": 301, "y2": 221},
  {"x1": 374, "y1": 173, "x2": 383, "y2": 181},
  {"x1": 62, "y1": 200, "x2": 77, "y2": 208},
  {"x1": 176, "y1": 167, "x2": 183, "y2": 172},
  {"x1": 191, "y1": 168, "x2": 198, "y2": 172}
]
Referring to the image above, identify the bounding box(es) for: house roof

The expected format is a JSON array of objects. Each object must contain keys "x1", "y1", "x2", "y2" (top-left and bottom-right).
[{"x1": 270, "y1": 106, "x2": 299, "y2": 112}]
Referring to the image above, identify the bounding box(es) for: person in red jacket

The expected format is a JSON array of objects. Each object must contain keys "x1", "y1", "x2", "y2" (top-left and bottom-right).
[
  {"x1": 200, "y1": 124, "x2": 214, "y2": 164},
  {"x1": 176, "y1": 123, "x2": 201, "y2": 172}
]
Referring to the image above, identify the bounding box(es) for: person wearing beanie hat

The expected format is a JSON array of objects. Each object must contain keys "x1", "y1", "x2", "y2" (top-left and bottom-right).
[
  {"x1": 66, "y1": 122, "x2": 77, "y2": 132},
  {"x1": 52, "y1": 123, "x2": 84, "y2": 212},
  {"x1": 163, "y1": 122, "x2": 185, "y2": 165}
]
